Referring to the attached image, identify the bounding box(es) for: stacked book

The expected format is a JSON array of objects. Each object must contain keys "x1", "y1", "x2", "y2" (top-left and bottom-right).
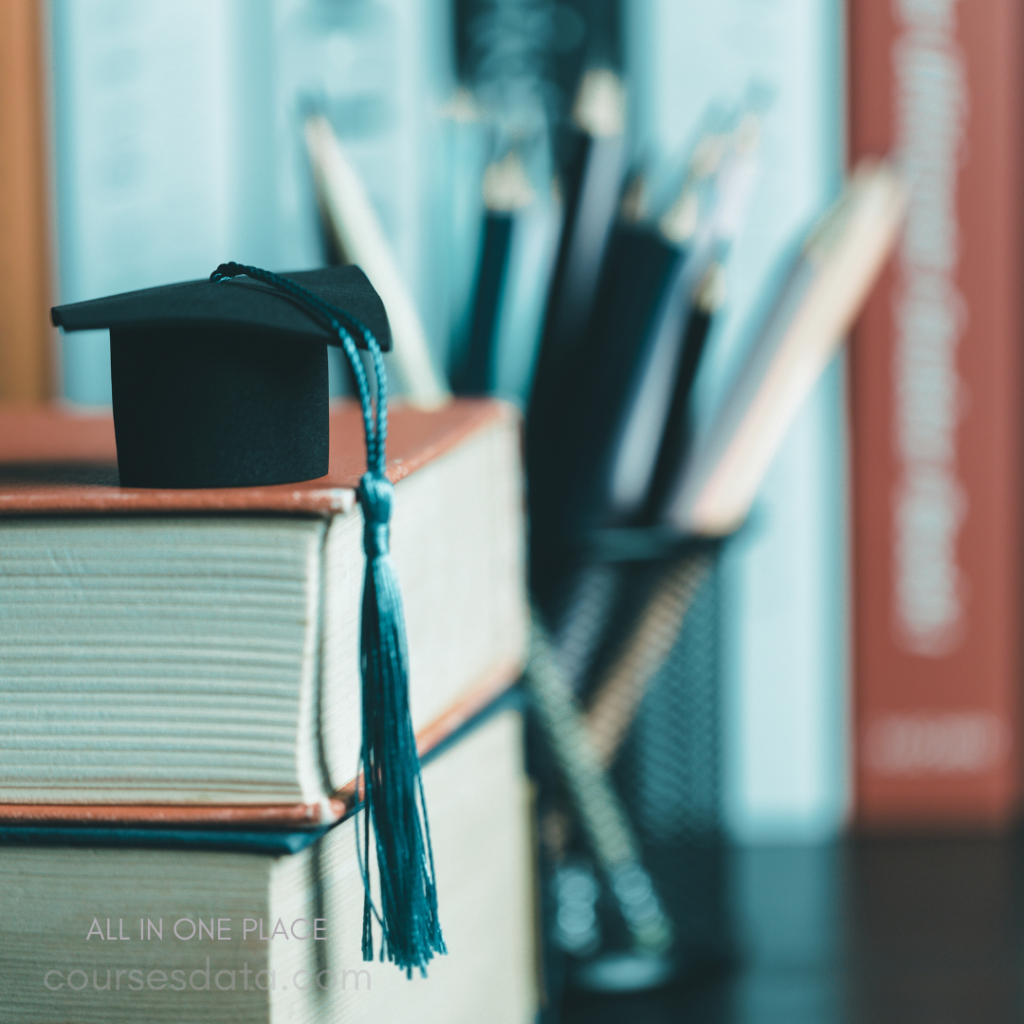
[{"x1": 0, "y1": 399, "x2": 536, "y2": 1023}]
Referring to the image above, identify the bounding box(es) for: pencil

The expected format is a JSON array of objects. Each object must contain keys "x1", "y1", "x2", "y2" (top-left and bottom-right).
[
  {"x1": 643, "y1": 264, "x2": 724, "y2": 520},
  {"x1": 304, "y1": 115, "x2": 450, "y2": 408},
  {"x1": 665, "y1": 160, "x2": 906, "y2": 535},
  {"x1": 534, "y1": 69, "x2": 627, "y2": 391},
  {"x1": 454, "y1": 150, "x2": 534, "y2": 394}
]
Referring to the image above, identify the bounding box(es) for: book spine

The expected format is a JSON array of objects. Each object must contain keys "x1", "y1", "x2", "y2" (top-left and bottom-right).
[
  {"x1": 626, "y1": 0, "x2": 848, "y2": 841},
  {"x1": 849, "y1": 0, "x2": 1024, "y2": 827}
]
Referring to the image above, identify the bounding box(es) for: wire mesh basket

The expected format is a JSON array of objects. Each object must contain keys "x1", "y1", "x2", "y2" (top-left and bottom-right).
[{"x1": 529, "y1": 535, "x2": 733, "y2": 1000}]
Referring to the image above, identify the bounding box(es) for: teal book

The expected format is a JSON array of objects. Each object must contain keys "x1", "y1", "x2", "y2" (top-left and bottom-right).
[
  {"x1": 626, "y1": 0, "x2": 847, "y2": 840},
  {"x1": 50, "y1": 0, "x2": 454, "y2": 404}
]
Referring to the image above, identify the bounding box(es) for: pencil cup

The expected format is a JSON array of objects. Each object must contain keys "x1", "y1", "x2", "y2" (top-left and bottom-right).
[{"x1": 532, "y1": 534, "x2": 734, "y2": 996}]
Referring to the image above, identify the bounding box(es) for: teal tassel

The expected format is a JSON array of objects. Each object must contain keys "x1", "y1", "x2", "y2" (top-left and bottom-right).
[
  {"x1": 210, "y1": 263, "x2": 445, "y2": 976},
  {"x1": 358, "y1": 472, "x2": 446, "y2": 974}
]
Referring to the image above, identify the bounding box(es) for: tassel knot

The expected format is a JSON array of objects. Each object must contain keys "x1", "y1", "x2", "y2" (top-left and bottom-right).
[{"x1": 359, "y1": 472, "x2": 393, "y2": 557}]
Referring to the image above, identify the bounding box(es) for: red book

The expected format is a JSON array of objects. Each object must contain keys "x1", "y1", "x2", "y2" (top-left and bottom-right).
[
  {"x1": 849, "y1": 1, "x2": 1024, "y2": 827},
  {"x1": 0, "y1": 400, "x2": 525, "y2": 828}
]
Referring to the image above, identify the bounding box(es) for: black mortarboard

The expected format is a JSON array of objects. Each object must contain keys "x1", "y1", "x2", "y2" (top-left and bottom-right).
[{"x1": 51, "y1": 266, "x2": 391, "y2": 489}]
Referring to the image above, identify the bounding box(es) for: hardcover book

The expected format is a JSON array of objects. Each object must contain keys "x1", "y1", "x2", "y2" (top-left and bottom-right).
[
  {"x1": 0, "y1": 706, "x2": 537, "y2": 1024},
  {"x1": 848, "y1": 0, "x2": 1024, "y2": 827},
  {"x1": 0, "y1": 399, "x2": 526, "y2": 826}
]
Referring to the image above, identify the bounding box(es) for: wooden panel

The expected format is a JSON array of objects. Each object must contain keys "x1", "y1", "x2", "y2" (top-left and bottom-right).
[{"x1": 0, "y1": 0, "x2": 54, "y2": 401}]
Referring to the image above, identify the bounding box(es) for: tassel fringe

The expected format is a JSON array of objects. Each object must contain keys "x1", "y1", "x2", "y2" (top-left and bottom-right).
[{"x1": 358, "y1": 472, "x2": 446, "y2": 975}]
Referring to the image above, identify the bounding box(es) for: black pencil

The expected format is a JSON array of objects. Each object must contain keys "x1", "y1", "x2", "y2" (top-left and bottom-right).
[
  {"x1": 454, "y1": 150, "x2": 534, "y2": 394},
  {"x1": 526, "y1": 71, "x2": 626, "y2": 536},
  {"x1": 458, "y1": 214, "x2": 513, "y2": 394},
  {"x1": 537, "y1": 70, "x2": 627, "y2": 378},
  {"x1": 643, "y1": 264, "x2": 723, "y2": 519},
  {"x1": 529, "y1": 136, "x2": 725, "y2": 636}
]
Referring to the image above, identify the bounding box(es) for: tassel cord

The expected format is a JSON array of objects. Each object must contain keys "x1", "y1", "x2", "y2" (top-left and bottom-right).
[{"x1": 210, "y1": 263, "x2": 444, "y2": 976}]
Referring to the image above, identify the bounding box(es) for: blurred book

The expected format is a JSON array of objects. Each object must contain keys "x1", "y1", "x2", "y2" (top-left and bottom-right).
[
  {"x1": 272, "y1": 0, "x2": 454, "y2": 396},
  {"x1": 0, "y1": 402, "x2": 525, "y2": 820},
  {"x1": 50, "y1": 0, "x2": 241, "y2": 404},
  {"x1": 626, "y1": 0, "x2": 848, "y2": 841},
  {"x1": 0, "y1": 706, "x2": 538, "y2": 1023},
  {"x1": 849, "y1": 1, "x2": 1024, "y2": 828},
  {"x1": 49, "y1": 0, "x2": 453, "y2": 404}
]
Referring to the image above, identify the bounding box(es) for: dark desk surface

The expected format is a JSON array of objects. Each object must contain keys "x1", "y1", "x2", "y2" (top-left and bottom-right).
[{"x1": 559, "y1": 836, "x2": 1023, "y2": 1024}]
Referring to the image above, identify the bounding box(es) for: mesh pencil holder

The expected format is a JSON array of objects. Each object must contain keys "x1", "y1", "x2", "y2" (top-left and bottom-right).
[{"x1": 528, "y1": 529, "x2": 734, "y2": 997}]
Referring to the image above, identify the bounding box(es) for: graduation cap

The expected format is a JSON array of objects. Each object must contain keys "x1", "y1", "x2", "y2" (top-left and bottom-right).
[
  {"x1": 51, "y1": 263, "x2": 445, "y2": 976},
  {"x1": 51, "y1": 265, "x2": 391, "y2": 489}
]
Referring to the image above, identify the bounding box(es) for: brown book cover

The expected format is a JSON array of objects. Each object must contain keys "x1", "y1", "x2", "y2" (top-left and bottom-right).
[
  {"x1": 0, "y1": 399, "x2": 503, "y2": 514},
  {"x1": 0, "y1": 398, "x2": 521, "y2": 828},
  {"x1": 848, "y1": 2, "x2": 1024, "y2": 827}
]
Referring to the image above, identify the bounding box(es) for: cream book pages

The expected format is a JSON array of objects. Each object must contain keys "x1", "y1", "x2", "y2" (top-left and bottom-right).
[
  {"x1": 0, "y1": 708, "x2": 537, "y2": 1024},
  {"x1": 0, "y1": 402, "x2": 526, "y2": 815}
]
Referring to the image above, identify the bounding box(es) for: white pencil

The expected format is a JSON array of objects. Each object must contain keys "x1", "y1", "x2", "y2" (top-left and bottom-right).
[
  {"x1": 666, "y1": 159, "x2": 906, "y2": 535},
  {"x1": 305, "y1": 115, "x2": 450, "y2": 408}
]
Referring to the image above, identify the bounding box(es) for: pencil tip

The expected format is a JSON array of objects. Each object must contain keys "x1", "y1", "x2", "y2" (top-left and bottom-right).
[
  {"x1": 573, "y1": 68, "x2": 626, "y2": 138},
  {"x1": 483, "y1": 150, "x2": 536, "y2": 212}
]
